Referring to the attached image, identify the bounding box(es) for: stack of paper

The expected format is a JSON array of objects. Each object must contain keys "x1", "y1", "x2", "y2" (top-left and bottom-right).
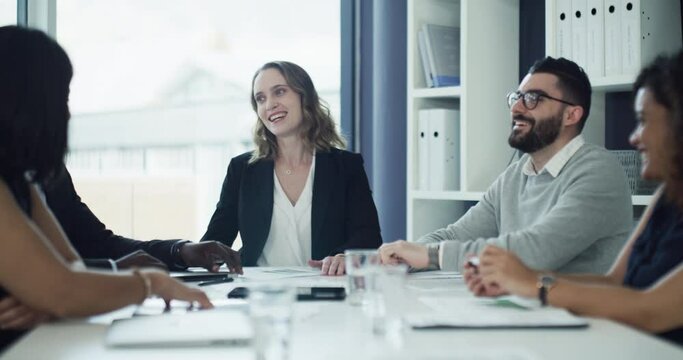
[
  {"x1": 406, "y1": 296, "x2": 589, "y2": 329},
  {"x1": 408, "y1": 270, "x2": 462, "y2": 280}
]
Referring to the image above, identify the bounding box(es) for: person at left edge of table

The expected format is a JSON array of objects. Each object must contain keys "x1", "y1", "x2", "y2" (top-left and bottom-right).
[
  {"x1": 200, "y1": 61, "x2": 382, "y2": 275},
  {"x1": 0, "y1": 26, "x2": 212, "y2": 350},
  {"x1": 0, "y1": 164, "x2": 244, "y2": 333},
  {"x1": 43, "y1": 164, "x2": 243, "y2": 274}
]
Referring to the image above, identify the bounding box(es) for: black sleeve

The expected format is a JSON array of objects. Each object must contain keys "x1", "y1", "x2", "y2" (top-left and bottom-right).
[
  {"x1": 200, "y1": 157, "x2": 241, "y2": 246},
  {"x1": 45, "y1": 166, "x2": 184, "y2": 267},
  {"x1": 332, "y1": 153, "x2": 383, "y2": 255}
]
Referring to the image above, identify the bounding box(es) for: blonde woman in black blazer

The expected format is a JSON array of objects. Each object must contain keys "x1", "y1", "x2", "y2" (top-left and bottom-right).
[{"x1": 201, "y1": 61, "x2": 382, "y2": 275}]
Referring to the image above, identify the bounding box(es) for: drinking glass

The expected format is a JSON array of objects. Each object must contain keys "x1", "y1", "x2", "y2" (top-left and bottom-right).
[
  {"x1": 248, "y1": 285, "x2": 296, "y2": 360},
  {"x1": 344, "y1": 249, "x2": 380, "y2": 306},
  {"x1": 370, "y1": 263, "x2": 409, "y2": 341}
]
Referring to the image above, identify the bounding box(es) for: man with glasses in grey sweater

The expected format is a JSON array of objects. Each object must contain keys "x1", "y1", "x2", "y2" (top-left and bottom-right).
[{"x1": 379, "y1": 57, "x2": 632, "y2": 274}]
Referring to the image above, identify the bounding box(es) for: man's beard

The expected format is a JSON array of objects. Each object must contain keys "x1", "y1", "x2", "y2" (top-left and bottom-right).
[{"x1": 507, "y1": 113, "x2": 562, "y2": 153}]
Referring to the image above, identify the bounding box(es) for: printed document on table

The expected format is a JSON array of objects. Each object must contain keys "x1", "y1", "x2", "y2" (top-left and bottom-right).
[
  {"x1": 261, "y1": 267, "x2": 320, "y2": 275},
  {"x1": 241, "y1": 266, "x2": 322, "y2": 281},
  {"x1": 407, "y1": 296, "x2": 588, "y2": 329},
  {"x1": 408, "y1": 270, "x2": 462, "y2": 280},
  {"x1": 376, "y1": 348, "x2": 539, "y2": 360}
]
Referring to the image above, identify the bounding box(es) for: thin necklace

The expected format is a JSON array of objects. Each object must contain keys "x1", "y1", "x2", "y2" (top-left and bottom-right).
[
  {"x1": 280, "y1": 163, "x2": 296, "y2": 175},
  {"x1": 279, "y1": 152, "x2": 313, "y2": 175}
]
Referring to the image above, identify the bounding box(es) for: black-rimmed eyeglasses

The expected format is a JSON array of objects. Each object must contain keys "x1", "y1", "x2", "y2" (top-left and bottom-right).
[{"x1": 506, "y1": 90, "x2": 576, "y2": 110}]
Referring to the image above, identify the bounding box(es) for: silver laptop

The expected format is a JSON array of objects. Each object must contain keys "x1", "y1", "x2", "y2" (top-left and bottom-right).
[{"x1": 106, "y1": 309, "x2": 253, "y2": 348}]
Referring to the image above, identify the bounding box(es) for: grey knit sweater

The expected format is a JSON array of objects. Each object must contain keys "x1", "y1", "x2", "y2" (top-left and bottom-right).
[{"x1": 415, "y1": 143, "x2": 633, "y2": 274}]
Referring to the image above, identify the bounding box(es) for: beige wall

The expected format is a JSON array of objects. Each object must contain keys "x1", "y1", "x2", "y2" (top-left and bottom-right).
[{"x1": 73, "y1": 176, "x2": 198, "y2": 241}]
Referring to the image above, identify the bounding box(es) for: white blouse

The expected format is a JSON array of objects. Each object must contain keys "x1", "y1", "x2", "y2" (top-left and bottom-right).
[{"x1": 256, "y1": 157, "x2": 315, "y2": 266}]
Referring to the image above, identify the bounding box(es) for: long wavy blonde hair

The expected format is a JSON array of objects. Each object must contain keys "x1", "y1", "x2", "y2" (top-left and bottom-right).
[{"x1": 249, "y1": 61, "x2": 346, "y2": 163}]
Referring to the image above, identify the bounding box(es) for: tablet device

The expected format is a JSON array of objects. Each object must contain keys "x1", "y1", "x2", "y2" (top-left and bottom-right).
[
  {"x1": 170, "y1": 270, "x2": 237, "y2": 283},
  {"x1": 197, "y1": 276, "x2": 234, "y2": 286}
]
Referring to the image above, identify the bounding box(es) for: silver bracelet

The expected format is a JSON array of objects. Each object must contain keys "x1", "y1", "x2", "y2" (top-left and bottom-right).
[{"x1": 133, "y1": 269, "x2": 152, "y2": 303}]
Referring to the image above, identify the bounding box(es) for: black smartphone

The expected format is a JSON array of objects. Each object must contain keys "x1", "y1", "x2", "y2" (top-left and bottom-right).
[
  {"x1": 296, "y1": 287, "x2": 346, "y2": 301},
  {"x1": 171, "y1": 271, "x2": 237, "y2": 283},
  {"x1": 227, "y1": 287, "x2": 249, "y2": 299},
  {"x1": 227, "y1": 287, "x2": 346, "y2": 301}
]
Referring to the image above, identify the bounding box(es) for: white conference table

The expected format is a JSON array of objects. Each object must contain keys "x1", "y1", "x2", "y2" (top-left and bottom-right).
[{"x1": 3, "y1": 267, "x2": 683, "y2": 360}]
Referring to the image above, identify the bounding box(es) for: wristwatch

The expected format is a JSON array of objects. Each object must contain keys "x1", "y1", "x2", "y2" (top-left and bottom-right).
[
  {"x1": 427, "y1": 243, "x2": 440, "y2": 269},
  {"x1": 537, "y1": 274, "x2": 556, "y2": 306}
]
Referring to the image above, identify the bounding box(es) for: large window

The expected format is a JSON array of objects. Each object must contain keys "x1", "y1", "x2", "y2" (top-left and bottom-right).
[
  {"x1": 0, "y1": 0, "x2": 16, "y2": 26},
  {"x1": 56, "y1": 0, "x2": 341, "y2": 244}
]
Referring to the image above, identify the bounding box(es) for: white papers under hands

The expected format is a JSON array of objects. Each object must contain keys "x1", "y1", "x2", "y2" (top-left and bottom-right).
[
  {"x1": 484, "y1": 295, "x2": 542, "y2": 309},
  {"x1": 407, "y1": 270, "x2": 462, "y2": 280},
  {"x1": 375, "y1": 348, "x2": 539, "y2": 360},
  {"x1": 242, "y1": 267, "x2": 322, "y2": 281},
  {"x1": 406, "y1": 296, "x2": 588, "y2": 329}
]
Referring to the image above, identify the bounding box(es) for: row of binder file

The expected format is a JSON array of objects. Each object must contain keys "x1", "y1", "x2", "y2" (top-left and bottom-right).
[
  {"x1": 418, "y1": 109, "x2": 460, "y2": 191},
  {"x1": 417, "y1": 24, "x2": 460, "y2": 88},
  {"x1": 555, "y1": 0, "x2": 682, "y2": 79}
]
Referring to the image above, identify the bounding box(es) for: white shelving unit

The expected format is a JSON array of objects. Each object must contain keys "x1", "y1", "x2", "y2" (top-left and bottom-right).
[
  {"x1": 413, "y1": 86, "x2": 461, "y2": 98},
  {"x1": 545, "y1": 0, "x2": 682, "y2": 207},
  {"x1": 406, "y1": 0, "x2": 520, "y2": 241},
  {"x1": 590, "y1": 75, "x2": 637, "y2": 92}
]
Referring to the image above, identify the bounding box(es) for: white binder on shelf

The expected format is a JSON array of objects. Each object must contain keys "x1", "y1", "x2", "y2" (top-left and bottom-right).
[
  {"x1": 417, "y1": 30, "x2": 433, "y2": 88},
  {"x1": 571, "y1": 0, "x2": 588, "y2": 70},
  {"x1": 618, "y1": 0, "x2": 682, "y2": 78},
  {"x1": 603, "y1": 0, "x2": 622, "y2": 76},
  {"x1": 417, "y1": 110, "x2": 431, "y2": 191},
  {"x1": 422, "y1": 24, "x2": 460, "y2": 87},
  {"x1": 556, "y1": 0, "x2": 572, "y2": 59},
  {"x1": 427, "y1": 109, "x2": 460, "y2": 191},
  {"x1": 620, "y1": 0, "x2": 641, "y2": 76},
  {"x1": 585, "y1": 0, "x2": 605, "y2": 78}
]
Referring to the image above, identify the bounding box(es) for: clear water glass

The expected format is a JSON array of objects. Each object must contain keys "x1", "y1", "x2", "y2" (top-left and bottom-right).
[
  {"x1": 248, "y1": 285, "x2": 296, "y2": 360},
  {"x1": 344, "y1": 249, "x2": 380, "y2": 306},
  {"x1": 370, "y1": 263, "x2": 409, "y2": 341}
]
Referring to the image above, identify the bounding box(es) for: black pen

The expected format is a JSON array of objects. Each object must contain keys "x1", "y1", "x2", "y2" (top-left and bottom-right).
[{"x1": 197, "y1": 276, "x2": 234, "y2": 286}]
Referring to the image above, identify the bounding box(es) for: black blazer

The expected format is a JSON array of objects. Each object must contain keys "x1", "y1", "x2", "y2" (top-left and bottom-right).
[
  {"x1": 45, "y1": 166, "x2": 185, "y2": 268},
  {"x1": 201, "y1": 149, "x2": 382, "y2": 266}
]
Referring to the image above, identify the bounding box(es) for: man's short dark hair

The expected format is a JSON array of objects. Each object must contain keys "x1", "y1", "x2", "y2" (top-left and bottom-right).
[
  {"x1": 0, "y1": 26, "x2": 73, "y2": 183},
  {"x1": 528, "y1": 57, "x2": 592, "y2": 132}
]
